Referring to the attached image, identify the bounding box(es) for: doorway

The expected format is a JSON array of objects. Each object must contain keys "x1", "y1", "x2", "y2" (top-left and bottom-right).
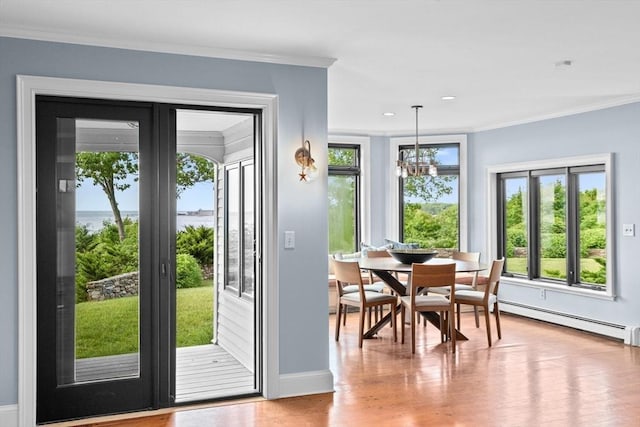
[{"x1": 34, "y1": 96, "x2": 261, "y2": 423}]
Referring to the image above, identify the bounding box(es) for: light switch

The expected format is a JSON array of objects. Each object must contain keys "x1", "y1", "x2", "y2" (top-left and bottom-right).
[
  {"x1": 284, "y1": 231, "x2": 295, "y2": 249},
  {"x1": 623, "y1": 224, "x2": 635, "y2": 237}
]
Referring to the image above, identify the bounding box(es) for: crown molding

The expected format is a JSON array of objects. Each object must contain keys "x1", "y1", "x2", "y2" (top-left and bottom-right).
[
  {"x1": 0, "y1": 27, "x2": 337, "y2": 68},
  {"x1": 473, "y1": 94, "x2": 640, "y2": 132}
]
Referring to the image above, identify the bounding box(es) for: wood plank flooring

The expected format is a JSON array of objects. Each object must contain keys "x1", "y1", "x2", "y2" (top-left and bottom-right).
[
  {"x1": 56, "y1": 312, "x2": 640, "y2": 426},
  {"x1": 175, "y1": 344, "x2": 256, "y2": 402}
]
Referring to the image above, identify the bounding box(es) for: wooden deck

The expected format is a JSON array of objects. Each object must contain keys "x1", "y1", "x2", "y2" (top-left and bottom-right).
[
  {"x1": 75, "y1": 344, "x2": 256, "y2": 402},
  {"x1": 175, "y1": 344, "x2": 256, "y2": 402}
]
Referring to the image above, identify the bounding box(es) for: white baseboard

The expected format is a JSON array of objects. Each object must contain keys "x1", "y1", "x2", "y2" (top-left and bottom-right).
[
  {"x1": 500, "y1": 302, "x2": 630, "y2": 342},
  {"x1": 624, "y1": 326, "x2": 640, "y2": 346},
  {"x1": 0, "y1": 404, "x2": 18, "y2": 427},
  {"x1": 278, "y1": 369, "x2": 334, "y2": 399}
]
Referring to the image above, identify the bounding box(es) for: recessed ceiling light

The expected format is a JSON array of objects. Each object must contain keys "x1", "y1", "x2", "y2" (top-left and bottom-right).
[
  {"x1": 555, "y1": 59, "x2": 573, "y2": 68},
  {"x1": 441, "y1": 96, "x2": 456, "y2": 101},
  {"x1": 383, "y1": 112, "x2": 395, "y2": 117}
]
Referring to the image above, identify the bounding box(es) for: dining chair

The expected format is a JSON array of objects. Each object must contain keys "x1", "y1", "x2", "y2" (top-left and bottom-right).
[
  {"x1": 332, "y1": 258, "x2": 397, "y2": 348},
  {"x1": 455, "y1": 258, "x2": 505, "y2": 347},
  {"x1": 331, "y1": 254, "x2": 386, "y2": 327},
  {"x1": 399, "y1": 263, "x2": 457, "y2": 354},
  {"x1": 427, "y1": 251, "x2": 482, "y2": 327},
  {"x1": 363, "y1": 250, "x2": 393, "y2": 324},
  {"x1": 452, "y1": 250, "x2": 482, "y2": 285},
  {"x1": 427, "y1": 251, "x2": 480, "y2": 295}
]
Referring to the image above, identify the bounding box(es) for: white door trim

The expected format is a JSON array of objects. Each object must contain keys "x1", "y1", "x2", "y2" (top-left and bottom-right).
[{"x1": 16, "y1": 75, "x2": 279, "y2": 426}]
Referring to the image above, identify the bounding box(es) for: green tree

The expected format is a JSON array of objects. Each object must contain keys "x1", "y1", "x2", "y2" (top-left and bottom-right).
[
  {"x1": 403, "y1": 175, "x2": 455, "y2": 203},
  {"x1": 76, "y1": 152, "x2": 138, "y2": 241},
  {"x1": 75, "y1": 219, "x2": 139, "y2": 302},
  {"x1": 506, "y1": 187, "x2": 525, "y2": 228},
  {"x1": 403, "y1": 203, "x2": 458, "y2": 249},
  {"x1": 328, "y1": 147, "x2": 357, "y2": 253},
  {"x1": 176, "y1": 153, "x2": 216, "y2": 197},
  {"x1": 328, "y1": 175, "x2": 356, "y2": 253}
]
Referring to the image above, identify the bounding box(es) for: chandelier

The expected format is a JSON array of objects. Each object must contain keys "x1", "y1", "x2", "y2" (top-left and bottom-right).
[{"x1": 395, "y1": 105, "x2": 438, "y2": 178}]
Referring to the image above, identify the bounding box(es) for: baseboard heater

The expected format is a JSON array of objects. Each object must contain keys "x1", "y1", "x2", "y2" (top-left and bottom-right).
[{"x1": 500, "y1": 301, "x2": 640, "y2": 346}]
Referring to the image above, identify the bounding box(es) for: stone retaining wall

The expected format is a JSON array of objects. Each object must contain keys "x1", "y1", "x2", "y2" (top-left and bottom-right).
[
  {"x1": 86, "y1": 272, "x2": 139, "y2": 301},
  {"x1": 86, "y1": 263, "x2": 214, "y2": 301}
]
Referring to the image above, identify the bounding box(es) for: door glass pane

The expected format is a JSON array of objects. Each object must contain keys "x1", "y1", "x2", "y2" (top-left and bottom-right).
[
  {"x1": 577, "y1": 171, "x2": 606, "y2": 286},
  {"x1": 61, "y1": 118, "x2": 140, "y2": 384},
  {"x1": 538, "y1": 174, "x2": 566, "y2": 280},
  {"x1": 225, "y1": 166, "x2": 240, "y2": 291},
  {"x1": 504, "y1": 177, "x2": 528, "y2": 275},
  {"x1": 242, "y1": 163, "x2": 255, "y2": 296}
]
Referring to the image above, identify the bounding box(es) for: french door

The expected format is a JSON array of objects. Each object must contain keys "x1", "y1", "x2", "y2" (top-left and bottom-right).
[{"x1": 35, "y1": 96, "x2": 260, "y2": 423}]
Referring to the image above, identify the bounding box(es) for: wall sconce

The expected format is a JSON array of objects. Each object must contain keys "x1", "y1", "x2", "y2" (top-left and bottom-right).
[{"x1": 295, "y1": 139, "x2": 317, "y2": 182}]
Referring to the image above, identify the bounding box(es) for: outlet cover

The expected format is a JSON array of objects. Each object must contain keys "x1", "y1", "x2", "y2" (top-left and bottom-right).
[{"x1": 623, "y1": 224, "x2": 635, "y2": 237}]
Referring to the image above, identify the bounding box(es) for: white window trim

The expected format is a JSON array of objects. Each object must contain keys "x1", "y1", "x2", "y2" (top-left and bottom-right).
[
  {"x1": 16, "y1": 75, "x2": 279, "y2": 427},
  {"x1": 486, "y1": 153, "x2": 615, "y2": 299},
  {"x1": 388, "y1": 134, "x2": 468, "y2": 250},
  {"x1": 327, "y1": 135, "x2": 371, "y2": 246}
]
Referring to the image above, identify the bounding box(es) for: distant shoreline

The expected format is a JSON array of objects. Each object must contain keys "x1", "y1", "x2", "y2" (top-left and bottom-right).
[{"x1": 76, "y1": 210, "x2": 214, "y2": 232}]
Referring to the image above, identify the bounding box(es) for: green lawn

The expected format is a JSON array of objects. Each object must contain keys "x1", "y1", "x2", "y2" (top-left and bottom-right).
[
  {"x1": 75, "y1": 282, "x2": 214, "y2": 359},
  {"x1": 507, "y1": 257, "x2": 604, "y2": 283}
]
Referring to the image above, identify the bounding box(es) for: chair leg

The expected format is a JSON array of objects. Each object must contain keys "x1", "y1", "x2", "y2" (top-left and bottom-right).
[
  {"x1": 391, "y1": 303, "x2": 397, "y2": 342},
  {"x1": 450, "y1": 309, "x2": 456, "y2": 353},
  {"x1": 400, "y1": 305, "x2": 406, "y2": 344},
  {"x1": 494, "y1": 302, "x2": 502, "y2": 339},
  {"x1": 335, "y1": 303, "x2": 342, "y2": 341},
  {"x1": 411, "y1": 309, "x2": 416, "y2": 354},
  {"x1": 359, "y1": 307, "x2": 366, "y2": 348},
  {"x1": 484, "y1": 305, "x2": 492, "y2": 347},
  {"x1": 456, "y1": 304, "x2": 461, "y2": 332},
  {"x1": 474, "y1": 306, "x2": 480, "y2": 328},
  {"x1": 343, "y1": 304, "x2": 348, "y2": 326}
]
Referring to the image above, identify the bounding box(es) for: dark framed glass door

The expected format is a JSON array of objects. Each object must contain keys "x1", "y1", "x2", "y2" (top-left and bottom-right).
[
  {"x1": 35, "y1": 96, "x2": 262, "y2": 423},
  {"x1": 35, "y1": 97, "x2": 156, "y2": 423}
]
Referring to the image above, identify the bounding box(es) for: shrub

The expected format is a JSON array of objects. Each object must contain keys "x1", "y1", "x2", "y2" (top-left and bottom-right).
[
  {"x1": 580, "y1": 228, "x2": 606, "y2": 256},
  {"x1": 581, "y1": 257, "x2": 606, "y2": 284},
  {"x1": 541, "y1": 233, "x2": 566, "y2": 258},
  {"x1": 176, "y1": 225, "x2": 214, "y2": 267},
  {"x1": 506, "y1": 225, "x2": 527, "y2": 247},
  {"x1": 176, "y1": 253, "x2": 203, "y2": 289}
]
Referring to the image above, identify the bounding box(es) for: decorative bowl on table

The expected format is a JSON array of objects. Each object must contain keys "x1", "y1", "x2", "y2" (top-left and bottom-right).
[{"x1": 387, "y1": 249, "x2": 439, "y2": 264}]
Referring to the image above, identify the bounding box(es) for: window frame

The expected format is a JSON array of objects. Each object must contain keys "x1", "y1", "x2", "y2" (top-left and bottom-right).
[
  {"x1": 397, "y1": 142, "x2": 461, "y2": 248},
  {"x1": 328, "y1": 143, "x2": 362, "y2": 253},
  {"x1": 488, "y1": 153, "x2": 614, "y2": 299},
  {"x1": 328, "y1": 135, "x2": 371, "y2": 248},
  {"x1": 389, "y1": 135, "x2": 468, "y2": 250}
]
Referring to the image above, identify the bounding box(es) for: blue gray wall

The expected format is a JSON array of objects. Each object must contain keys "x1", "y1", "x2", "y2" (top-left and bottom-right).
[
  {"x1": 0, "y1": 36, "x2": 329, "y2": 405},
  {"x1": 469, "y1": 103, "x2": 640, "y2": 326}
]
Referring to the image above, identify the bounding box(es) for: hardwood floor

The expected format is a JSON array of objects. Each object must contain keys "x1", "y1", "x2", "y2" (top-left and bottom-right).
[{"x1": 56, "y1": 312, "x2": 640, "y2": 426}]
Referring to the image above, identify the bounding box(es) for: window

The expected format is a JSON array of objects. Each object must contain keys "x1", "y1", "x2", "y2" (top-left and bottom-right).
[
  {"x1": 328, "y1": 144, "x2": 360, "y2": 253},
  {"x1": 399, "y1": 143, "x2": 460, "y2": 252},
  {"x1": 224, "y1": 160, "x2": 255, "y2": 297},
  {"x1": 498, "y1": 164, "x2": 607, "y2": 291}
]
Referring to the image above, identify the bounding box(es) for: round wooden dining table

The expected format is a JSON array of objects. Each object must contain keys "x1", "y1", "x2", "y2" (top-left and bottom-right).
[{"x1": 357, "y1": 256, "x2": 488, "y2": 340}]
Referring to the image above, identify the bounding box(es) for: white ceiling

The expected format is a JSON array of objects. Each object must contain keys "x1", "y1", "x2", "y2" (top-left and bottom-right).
[{"x1": 2, "y1": 0, "x2": 640, "y2": 135}]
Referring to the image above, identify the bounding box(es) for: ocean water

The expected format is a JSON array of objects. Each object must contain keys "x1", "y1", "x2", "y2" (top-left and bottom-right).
[{"x1": 76, "y1": 211, "x2": 214, "y2": 232}]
